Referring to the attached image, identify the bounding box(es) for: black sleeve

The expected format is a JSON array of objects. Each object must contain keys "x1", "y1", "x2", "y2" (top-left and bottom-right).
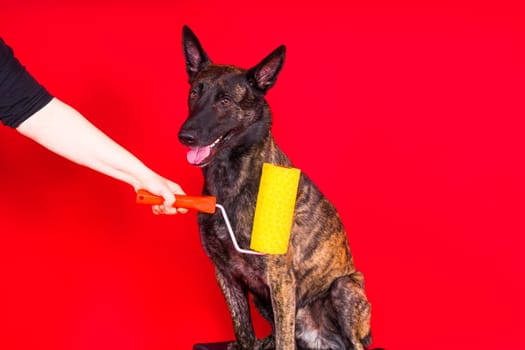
[{"x1": 0, "y1": 38, "x2": 54, "y2": 128}]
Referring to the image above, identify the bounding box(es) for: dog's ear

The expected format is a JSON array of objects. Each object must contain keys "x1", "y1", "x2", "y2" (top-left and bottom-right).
[
  {"x1": 182, "y1": 25, "x2": 211, "y2": 82},
  {"x1": 247, "y1": 45, "x2": 286, "y2": 94}
]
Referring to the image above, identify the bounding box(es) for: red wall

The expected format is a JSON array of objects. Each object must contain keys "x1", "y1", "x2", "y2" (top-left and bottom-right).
[{"x1": 1, "y1": 1, "x2": 523, "y2": 349}]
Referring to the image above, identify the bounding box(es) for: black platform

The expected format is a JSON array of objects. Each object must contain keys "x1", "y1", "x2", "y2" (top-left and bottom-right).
[
  {"x1": 193, "y1": 341, "x2": 275, "y2": 350},
  {"x1": 193, "y1": 341, "x2": 232, "y2": 350},
  {"x1": 193, "y1": 342, "x2": 383, "y2": 350}
]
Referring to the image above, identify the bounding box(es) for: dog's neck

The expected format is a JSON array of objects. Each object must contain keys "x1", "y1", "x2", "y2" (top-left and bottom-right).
[{"x1": 201, "y1": 134, "x2": 291, "y2": 203}]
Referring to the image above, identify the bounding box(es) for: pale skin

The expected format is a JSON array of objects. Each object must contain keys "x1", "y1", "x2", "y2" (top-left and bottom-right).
[{"x1": 16, "y1": 97, "x2": 187, "y2": 215}]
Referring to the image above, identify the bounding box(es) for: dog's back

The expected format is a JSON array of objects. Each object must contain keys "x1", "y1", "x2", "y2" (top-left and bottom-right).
[{"x1": 179, "y1": 26, "x2": 371, "y2": 350}]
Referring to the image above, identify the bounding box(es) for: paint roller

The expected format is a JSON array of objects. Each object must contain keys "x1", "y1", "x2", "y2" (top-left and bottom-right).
[{"x1": 136, "y1": 163, "x2": 301, "y2": 255}]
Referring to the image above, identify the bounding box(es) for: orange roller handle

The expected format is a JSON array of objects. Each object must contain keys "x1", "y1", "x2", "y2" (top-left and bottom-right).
[{"x1": 136, "y1": 189, "x2": 216, "y2": 214}]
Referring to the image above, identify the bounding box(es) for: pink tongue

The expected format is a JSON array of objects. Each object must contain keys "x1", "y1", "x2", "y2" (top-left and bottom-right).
[{"x1": 187, "y1": 146, "x2": 211, "y2": 165}]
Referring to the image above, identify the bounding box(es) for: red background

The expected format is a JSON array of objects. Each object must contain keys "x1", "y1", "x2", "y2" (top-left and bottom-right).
[{"x1": 1, "y1": 1, "x2": 523, "y2": 349}]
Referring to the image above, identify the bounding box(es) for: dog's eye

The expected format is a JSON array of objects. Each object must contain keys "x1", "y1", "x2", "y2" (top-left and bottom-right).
[
  {"x1": 220, "y1": 96, "x2": 232, "y2": 106},
  {"x1": 190, "y1": 89, "x2": 198, "y2": 99}
]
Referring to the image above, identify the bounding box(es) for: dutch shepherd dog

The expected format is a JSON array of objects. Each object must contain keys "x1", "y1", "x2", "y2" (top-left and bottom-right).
[{"x1": 178, "y1": 26, "x2": 373, "y2": 350}]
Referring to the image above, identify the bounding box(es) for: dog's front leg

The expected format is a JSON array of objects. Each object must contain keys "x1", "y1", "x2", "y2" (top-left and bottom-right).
[
  {"x1": 267, "y1": 255, "x2": 296, "y2": 350},
  {"x1": 215, "y1": 269, "x2": 257, "y2": 350}
]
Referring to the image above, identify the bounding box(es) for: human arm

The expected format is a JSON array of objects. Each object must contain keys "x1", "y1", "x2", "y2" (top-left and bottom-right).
[{"x1": 16, "y1": 97, "x2": 187, "y2": 215}]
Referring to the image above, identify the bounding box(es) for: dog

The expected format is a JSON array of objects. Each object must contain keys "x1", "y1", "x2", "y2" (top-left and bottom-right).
[{"x1": 178, "y1": 26, "x2": 372, "y2": 350}]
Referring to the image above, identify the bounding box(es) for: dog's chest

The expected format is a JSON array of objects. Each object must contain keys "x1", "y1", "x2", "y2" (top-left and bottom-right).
[
  {"x1": 198, "y1": 210, "x2": 270, "y2": 297},
  {"x1": 198, "y1": 206, "x2": 256, "y2": 259}
]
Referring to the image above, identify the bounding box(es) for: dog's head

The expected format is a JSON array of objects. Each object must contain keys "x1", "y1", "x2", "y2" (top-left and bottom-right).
[{"x1": 178, "y1": 25, "x2": 286, "y2": 167}]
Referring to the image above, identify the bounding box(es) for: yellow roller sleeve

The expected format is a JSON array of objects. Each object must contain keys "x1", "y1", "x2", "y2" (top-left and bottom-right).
[{"x1": 250, "y1": 163, "x2": 301, "y2": 254}]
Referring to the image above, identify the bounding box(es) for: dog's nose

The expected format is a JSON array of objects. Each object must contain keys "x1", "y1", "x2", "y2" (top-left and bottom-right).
[{"x1": 178, "y1": 130, "x2": 197, "y2": 146}]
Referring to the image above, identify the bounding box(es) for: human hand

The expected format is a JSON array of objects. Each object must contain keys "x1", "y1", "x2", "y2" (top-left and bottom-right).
[{"x1": 135, "y1": 173, "x2": 189, "y2": 215}]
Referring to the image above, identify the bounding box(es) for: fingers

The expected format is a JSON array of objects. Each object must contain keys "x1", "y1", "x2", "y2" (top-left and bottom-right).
[
  {"x1": 151, "y1": 201, "x2": 189, "y2": 215},
  {"x1": 157, "y1": 180, "x2": 189, "y2": 215},
  {"x1": 152, "y1": 204, "x2": 178, "y2": 215},
  {"x1": 154, "y1": 181, "x2": 189, "y2": 215},
  {"x1": 135, "y1": 173, "x2": 189, "y2": 215},
  {"x1": 176, "y1": 207, "x2": 189, "y2": 214}
]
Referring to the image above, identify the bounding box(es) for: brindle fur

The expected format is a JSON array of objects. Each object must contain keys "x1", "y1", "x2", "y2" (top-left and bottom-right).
[{"x1": 178, "y1": 26, "x2": 372, "y2": 350}]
